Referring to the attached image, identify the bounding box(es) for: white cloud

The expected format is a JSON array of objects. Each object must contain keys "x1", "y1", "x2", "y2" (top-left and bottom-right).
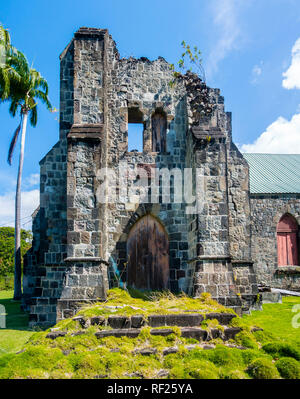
[
  {"x1": 251, "y1": 63, "x2": 263, "y2": 84},
  {"x1": 282, "y1": 38, "x2": 300, "y2": 89},
  {"x1": 24, "y1": 173, "x2": 40, "y2": 188},
  {"x1": 0, "y1": 189, "x2": 39, "y2": 228},
  {"x1": 241, "y1": 112, "x2": 300, "y2": 153},
  {"x1": 207, "y1": 0, "x2": 247, "y2": 76}
]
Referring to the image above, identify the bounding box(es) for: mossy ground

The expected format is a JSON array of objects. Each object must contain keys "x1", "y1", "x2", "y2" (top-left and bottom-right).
[{"x1": 0, "y1": 288, "x2": 299, "y2": 379}]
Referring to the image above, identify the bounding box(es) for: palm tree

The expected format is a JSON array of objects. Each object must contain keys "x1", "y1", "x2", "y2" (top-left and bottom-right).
[{"x1": 0, "y1": 26, "x2": 52, "y2": 299}]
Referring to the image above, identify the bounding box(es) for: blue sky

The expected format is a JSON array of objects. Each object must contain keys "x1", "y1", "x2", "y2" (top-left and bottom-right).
[{"x1": 1, "y1": 0, "x2": 300, "y2": 227}]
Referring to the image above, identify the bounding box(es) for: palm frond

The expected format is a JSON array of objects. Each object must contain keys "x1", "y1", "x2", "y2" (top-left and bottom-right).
[
  {"x1": 7, "y1": 116, "x2": 22, "y2": 165},
  {"x1": 8, "y1": 99, "x2": 19, "y2": 117},
  {"x1": 0, "y1": 67, "x2": 11, "y2": 99},
  {"x1": 0, "y1": 25, "x2": 11, "y2": 48},
  {"x1": 29, "y1": 104, "x2": 37, "y2": 127},
  {"x1": 32, "y1": 89, "x2": 52, "y2": 110}
]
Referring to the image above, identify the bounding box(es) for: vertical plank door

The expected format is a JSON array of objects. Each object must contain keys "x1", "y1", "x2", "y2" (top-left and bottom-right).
[{"x1": 127, "y1": 215, "x2": 169, "y2": 290}]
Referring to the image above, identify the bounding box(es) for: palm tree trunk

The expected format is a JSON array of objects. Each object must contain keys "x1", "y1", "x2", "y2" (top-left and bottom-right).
[{"x1": 14, "y1": 111, "x2": 27, "y2": 300}]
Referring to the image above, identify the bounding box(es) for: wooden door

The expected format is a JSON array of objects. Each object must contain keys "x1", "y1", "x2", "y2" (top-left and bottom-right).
[
  {"x1": 277, "y1": 214, "x2": 299, "y2": 266},
  {"x1": 127, "y1": 215, "x2": 169, "y2": 290},
  {"x1": 152, "y1": 113, "x2": 167, "y2": 152}
]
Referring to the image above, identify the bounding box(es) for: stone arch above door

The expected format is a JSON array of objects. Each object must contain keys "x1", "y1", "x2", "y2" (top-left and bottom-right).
[{"x1": 126, "y1": 215, "x2": 169, "y2": 290}]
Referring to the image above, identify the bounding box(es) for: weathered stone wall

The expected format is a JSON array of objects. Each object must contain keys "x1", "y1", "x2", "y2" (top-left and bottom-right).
[
  {"x1": 23, "y1": 27, "x2": 261, "y2": 325},
  {"x1": 98, "y1": 34, "x2": 192, "y2": 292},
  {"x1": 227, "y1": 142, "x2": 252, "y2": 261},
  {"x1": 251, "y1": 194, "x2": 300, "y2": 291},
  {"x1": 28, "y1": 261, "x2": 108, "y2": 327}
]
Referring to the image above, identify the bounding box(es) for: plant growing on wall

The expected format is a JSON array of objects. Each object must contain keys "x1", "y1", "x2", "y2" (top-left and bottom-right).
[{"x1": 169, "y1": 41, "x2": 214, "y2": 125}]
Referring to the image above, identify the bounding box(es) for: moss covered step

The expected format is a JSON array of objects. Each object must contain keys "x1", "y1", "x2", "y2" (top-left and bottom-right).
[
  {"x1": 72, "y1": 312, "x2": 237, "y2": 329},
  {"x1": 94, "y1": 326, "x2": 242, "y2": 341}
]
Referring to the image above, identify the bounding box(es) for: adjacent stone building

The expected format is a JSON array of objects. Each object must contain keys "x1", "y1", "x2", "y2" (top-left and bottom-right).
[
  {"x1": 244, "y1": 154, "x2": 300, "y2": 293},
  {"x1": 23, "y1": 28, "x2": 300, "y2": 327}
]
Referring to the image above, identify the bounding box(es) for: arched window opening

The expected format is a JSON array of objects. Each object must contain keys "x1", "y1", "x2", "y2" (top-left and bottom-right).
[
  {"x1": 128, "y1": 107, "x2": 144, "y2": 152},
  {"x1": 277, "y1": 214, "x2": 299, "y2": 266},
  {"x1": 152, "y1": 110, "x2": 167, "y2": 153}
]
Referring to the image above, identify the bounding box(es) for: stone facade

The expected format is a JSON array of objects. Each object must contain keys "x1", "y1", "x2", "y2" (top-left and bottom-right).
[
  {"x1": 251, "y1": 194, "x2": 300, "y2": 291},
  {"x1": 23, "y1": 27, "x2": 264, "y2": 327}
]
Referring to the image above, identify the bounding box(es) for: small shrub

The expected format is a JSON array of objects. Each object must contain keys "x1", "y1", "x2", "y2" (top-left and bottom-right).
[
  {"x1": 247, "y1": 358, "x2": 280, "y2": 379},
  {"x1": 224, "y1": 369, "x2": 248, "y2": 379},
  {"x1": 241, "y1": 349, "x2": 272, "y2": 365},
  {"x1": 163, "y1": 354, "x2": 182, "y2": 369},
  {"x1": 262, "y1": 342, "x2": 300, "y2": 361},
  {"x1": 275, "y1": 357, "x2": 300, "y2": 379},
  {"x1": 203, "y1": 347, "x2": 244, "y2": 367},
  {"x1": 187, "y1": 360, "x2": 219, "y2": 379},
  {"x1": 169, "y1": 366, "x2": 188, "y2": 379},
  {"x1": 235, "y1": 331, "x2": 258, "y2": 349}
]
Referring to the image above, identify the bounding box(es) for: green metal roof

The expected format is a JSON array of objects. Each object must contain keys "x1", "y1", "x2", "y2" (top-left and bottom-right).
[{"x1": 242, "y1": 153, "x2": 300, "y2": 194}]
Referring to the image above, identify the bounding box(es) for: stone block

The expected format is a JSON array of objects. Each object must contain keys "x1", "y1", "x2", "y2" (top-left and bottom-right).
[
  {"x1": 131, "y1": 315, "x2": 146, "y2": 328},
  {"x1": 180, "y1": 328, "x2": 208, "y2": 341},
  {"x1": 150, "y1": 328, "x2": 174, "y2": 337},
  {"x1": 205, "y1": 312, "x2": 236, "y2": 325},
  {"x1": 148, "y1": 315, "x2": 166, "y2": 327},
  {"x1": 46, "y1": 331, "x2": 67, "y2": 339},
  {"x1": 108, "y1": 316, "x2": 131, "y2": 329},
  {"x1": 90, "y1": 316, "x2": 106, "y2": 326}
]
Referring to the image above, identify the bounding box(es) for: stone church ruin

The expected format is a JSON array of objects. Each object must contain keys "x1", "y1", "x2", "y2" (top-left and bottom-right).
[{"x1": 22, "y1": 27, "x2": 300, "y2": 327}]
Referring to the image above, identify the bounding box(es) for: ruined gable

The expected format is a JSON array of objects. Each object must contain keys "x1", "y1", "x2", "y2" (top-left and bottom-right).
[{"x1": 23, "y1": 27, "x2": 260, "y2": 327}]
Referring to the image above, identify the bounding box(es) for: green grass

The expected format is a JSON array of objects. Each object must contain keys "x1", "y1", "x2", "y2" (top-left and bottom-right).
[
  {"x1": 0, "y1": 289, "x2": 299, "y2": 379},
  {"x1": 242, "y1": 296, "x2": 300, "y2": 342},
  {"x1": 75, "y1": 288, "x2": 234, "y2": 318},
  {"x1": 0, "y1": 290, "x2": 34, "y2": 356}
]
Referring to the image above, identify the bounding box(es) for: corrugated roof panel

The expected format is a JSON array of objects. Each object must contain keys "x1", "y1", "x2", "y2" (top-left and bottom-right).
[{"x1": 242, "y1": 154, "x2": 300, "y2": 194}]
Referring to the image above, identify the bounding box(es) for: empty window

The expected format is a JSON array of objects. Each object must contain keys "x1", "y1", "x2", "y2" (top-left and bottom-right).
[
  {"x1": 128, "y1": 108, "x2": 144, "y2": 152},
  {"x1": 128, "y1": 124, "x2": 143, "y2": 152},
  {"x1": 152, "y1": 111, "x2": 167, "y2": 152},
  {"x1": 277, "y1": 214, "x2": 299, "y2": 266}
]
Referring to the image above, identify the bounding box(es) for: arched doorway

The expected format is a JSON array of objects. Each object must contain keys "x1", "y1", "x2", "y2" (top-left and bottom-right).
[
  {"x1": 126, "y1": 215, "x2": 169, "y2": 290},
  {"x1": 277, "y1": 214, "x2": 299, "y2": 266}
]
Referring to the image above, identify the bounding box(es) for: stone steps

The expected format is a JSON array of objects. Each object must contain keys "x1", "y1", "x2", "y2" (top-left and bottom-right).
[
  {"x1": 47, "y1": 325, "x2": 241, "y2": 342},
  {"x1": 72, "y1": 312, "x2": 237, "y2": 329},
  {"x1": 94, "y1": 326, "x2": 242, "y2": 341}
]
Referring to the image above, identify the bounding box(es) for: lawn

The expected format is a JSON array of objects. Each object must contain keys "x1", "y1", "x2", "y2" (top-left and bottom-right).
[
  {"x1": 242, "y1": 296, "x2": 300, "y2": 342},
  {"x1": 0, "y1": 289, "x2": 299, "y2": 379},
  {"x1": 0, "y1": 290, "x2": 34, "y2": 356}
]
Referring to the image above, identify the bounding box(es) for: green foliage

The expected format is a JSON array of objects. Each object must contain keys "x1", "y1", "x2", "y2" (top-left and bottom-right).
[
  {"x1": 275, "y1": 357, "x2": 300, "y2": 379},
  {"x1": 77, "y1": 287, "x2": 230, "y2": 318},
  {"x1": 0, "y1": 227, "x2": 32, "y2": 276},
  {"x1": 188, "y1": 359, "x2": 219, "y2": 379},
  {"x1": 224, "y1": 369, "x2": 249, "y2": 379},
  {"x1": 241, "y1": 296, "x2": 300, "y2": 342},
  {"x1": 247, "y1": 358, "x2": 281, "y2": 379},
  {"x1": 262, "y1": 342, "x2": 300, "y2": 361},
  {"x1": 0, "y1": 290, "x2": 299, "y2": 380},
  {"x1": 169, "y1": 41, "x2": 205, "y2": 86},
  {"x1": 0, "y1": 346, "x2": 64, "y2": 378},
  {"x1": 234, "y1": 330, "x2": 259, "y2": 349},
  {"x1": 0, "y1": 274, "x2": 14, "y2": 290}
]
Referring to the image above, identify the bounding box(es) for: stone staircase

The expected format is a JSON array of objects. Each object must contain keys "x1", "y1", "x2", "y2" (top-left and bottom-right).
[{"x1": 46, "y1": 312, "x2": 243, "y2": 343}]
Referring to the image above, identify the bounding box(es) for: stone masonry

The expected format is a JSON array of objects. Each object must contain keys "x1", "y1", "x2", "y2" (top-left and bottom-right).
[{"x1": 23, "y1": 27, "x2": 264, "y2": 327}]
